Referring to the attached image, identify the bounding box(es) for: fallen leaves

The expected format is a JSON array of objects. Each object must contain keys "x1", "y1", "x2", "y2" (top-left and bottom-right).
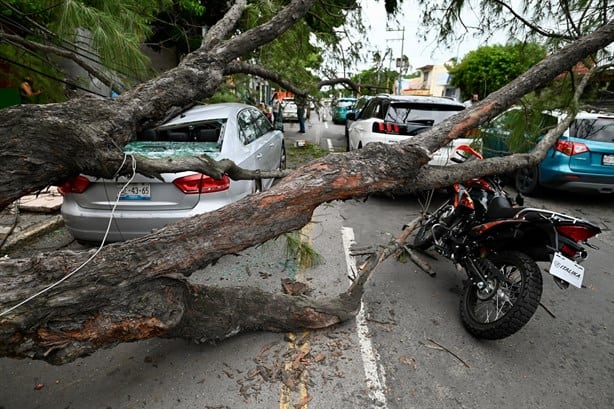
[{"x1": 399, "y1": 355, "x2": 417, "y2": 369}]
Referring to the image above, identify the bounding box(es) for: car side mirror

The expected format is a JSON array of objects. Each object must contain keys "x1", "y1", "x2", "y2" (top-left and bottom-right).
[{"x1": 346, "y1": 112, "x2": 356, "y2": 120}]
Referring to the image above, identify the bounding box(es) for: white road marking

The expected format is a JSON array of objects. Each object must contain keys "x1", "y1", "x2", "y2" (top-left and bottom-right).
[
  {"x1": 341, "y1": 227, "x2": 389, "y2": 408},
  {"x1": 327, "y1": 138, "x2": 334, "y2": 152}
]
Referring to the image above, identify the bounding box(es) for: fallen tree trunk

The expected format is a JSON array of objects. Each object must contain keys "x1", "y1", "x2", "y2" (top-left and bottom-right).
[
  {"x1": 0, "y1": 145, "x2": 427, "y2": 364},
  {"x1": 0, "y1": 9, "x2": 612, "y2": 364}
]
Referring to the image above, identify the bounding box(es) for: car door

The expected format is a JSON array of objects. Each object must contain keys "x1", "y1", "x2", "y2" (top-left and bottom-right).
[
  {"x1": 237, "y1": 108, "x2": 279, "y2": 190},
  {"x1": 251, "y1": 108, "x2": 282, "y2": 188},
  {"x1": 237, "y1": 107, "x2": 260, "y2": 175},
  {"x1": 349, "y1": 98, "x2": 379, "y2": 149}
]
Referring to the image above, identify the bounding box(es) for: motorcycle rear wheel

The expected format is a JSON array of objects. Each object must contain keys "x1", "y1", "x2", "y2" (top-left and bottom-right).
[{"x1": 459, "y1": 251, "x2": 542, "y2": 340}]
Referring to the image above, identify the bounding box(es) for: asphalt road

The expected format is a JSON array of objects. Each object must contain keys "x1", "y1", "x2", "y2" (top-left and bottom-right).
[{"x1": 1, "y1": 119, "x2": 613, "y2": 409}]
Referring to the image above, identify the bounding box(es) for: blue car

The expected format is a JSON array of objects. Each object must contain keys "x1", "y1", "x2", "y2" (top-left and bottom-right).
[
  {"x1": 482, "y1": 109, "x2": 614, "y2": 195},
  {"x1": 332, "y1": 97, "x2": 357, "y2": 124}
]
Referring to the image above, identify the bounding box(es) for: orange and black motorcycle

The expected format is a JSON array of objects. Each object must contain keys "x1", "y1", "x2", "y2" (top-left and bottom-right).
[{"x1": 411, "y1": 145, "x2": 601, "y2": 339}]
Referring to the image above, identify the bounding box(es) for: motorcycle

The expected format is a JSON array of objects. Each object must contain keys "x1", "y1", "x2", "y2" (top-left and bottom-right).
[{"x1": 410, "y1": 144, "x2": 601, "y2": 339}]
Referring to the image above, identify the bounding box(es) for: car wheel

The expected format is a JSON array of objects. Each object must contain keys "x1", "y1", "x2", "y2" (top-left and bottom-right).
[
  {"x1": 278, "y1": 143, "x2": 287, "y2": 171},
  {"x1": 345, "y1": 128, "x2": 350, "y2": 152},
  {"x1": 515, "y1": 166, "x2": 541, "y2": 196}
]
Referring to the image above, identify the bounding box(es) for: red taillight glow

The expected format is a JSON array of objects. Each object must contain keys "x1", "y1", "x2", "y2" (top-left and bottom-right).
[
  {"x1": 372, "y1": 122, "x2": 400, "y2": 134},
  {"x1": 58, "y1": 176, "x2": 90, "y2": 195},
  {"x1": 560, "y1": 244, "x2": 577, "y2": 258},
  {"x1": 556, "y1": 225, "x2": 598, "y2": 242},
  {"x1": 173, "y1": 173, "x2": 230, "y2": 194},
  {"x1": 555, "y1": 140, "x2": 589, "y2": 156}
]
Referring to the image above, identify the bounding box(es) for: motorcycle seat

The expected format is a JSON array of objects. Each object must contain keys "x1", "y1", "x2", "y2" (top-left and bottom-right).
[{"x1": 485, "y1": 196, "x2": 523, "y2": 221}]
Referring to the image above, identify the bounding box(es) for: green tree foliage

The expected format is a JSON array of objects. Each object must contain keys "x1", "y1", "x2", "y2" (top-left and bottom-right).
[
  {"x1": 448, "y1": 42, "x2": 546, "y2": 100},
  {"x1": 1, "y1": 0, "x2": 205, "y2": 99},
  {"x1": 237, "y1": 0, "x2": 360, "y2": 97},
  {"x1": 418, "y1": 0, "x2": 611, "y2": 46},
  {"x1": 351, "y1": 67, "x2": 398, "y2": 94}
]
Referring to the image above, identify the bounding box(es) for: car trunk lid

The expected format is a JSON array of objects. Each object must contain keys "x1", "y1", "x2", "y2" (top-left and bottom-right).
[{"x1": 73, "y1": 141, "x2": 221, "y2": 211}]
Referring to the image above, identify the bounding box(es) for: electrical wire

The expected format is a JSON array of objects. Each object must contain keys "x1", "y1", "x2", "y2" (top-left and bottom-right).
[
  {"x1": 0, "y1": 54, "x2": 107, "y2": 97},
  {"x1": 0, "y1": 0, "x2": 151, "y2": 83},
  {"x1": 0, "y1": 154, "x2": 137, "y2": 318}
]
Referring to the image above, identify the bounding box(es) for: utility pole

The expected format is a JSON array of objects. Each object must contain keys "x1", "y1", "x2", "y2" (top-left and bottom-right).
[{"x1": 386, "y1": 27, "x2": 405, "y2": 95}]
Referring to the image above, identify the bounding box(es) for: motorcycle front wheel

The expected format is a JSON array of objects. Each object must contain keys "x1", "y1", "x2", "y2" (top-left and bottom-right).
[
  {"x1": 412, "y1": 219, "x2": 435, "y2": 250},
  {"x1": 459, "y1": 251, "x2": 542, "y2": 340}
]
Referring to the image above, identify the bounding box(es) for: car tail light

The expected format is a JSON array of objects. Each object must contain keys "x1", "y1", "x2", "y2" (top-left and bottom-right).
[
  {"x1": 372, "y1": 122, "x2": 400, "y2": 134},
  {"x1": 556, "y1": 225, "x2": 599, "y2": 242},
  {"x1": 173, "y1": 173, "x2": 230, "y2": 194},
  {"x1": 555, "y1": 140, "x2": 589, "y2": 156},
  {"x1": 58, "y1": 175, "x2": 90, "y2": 195}
]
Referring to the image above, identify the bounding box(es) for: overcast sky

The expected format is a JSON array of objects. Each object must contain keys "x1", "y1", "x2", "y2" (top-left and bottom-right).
[{"x1": 354, "y1": 0, "x2": 509, "y2": 72}]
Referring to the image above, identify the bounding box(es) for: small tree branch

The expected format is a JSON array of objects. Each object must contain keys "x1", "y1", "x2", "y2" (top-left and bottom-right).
[
  {"x1": 110, "y1": 153, "x2": 292, "y2": 182},
  {"x1": 491, "y1": 0, "x2": 575, "y2": 40},
  {"x1": 0, "y1": 30, "x2": 119, "y2": 91},
  {"x1": 317, "y1": 77, "x2": 361, "y2": 94}
]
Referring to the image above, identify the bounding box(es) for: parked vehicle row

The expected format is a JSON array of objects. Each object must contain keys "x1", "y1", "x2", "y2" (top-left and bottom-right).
[
  {"x1": 336, "y1": 94, "x2": 613, "y2": 195},
  {"x1": 60, "y1": 103, "x2": 286, "y2": 242},
  {"x1": 59, "y1": 96, "x2": 613, "y2": 244}
]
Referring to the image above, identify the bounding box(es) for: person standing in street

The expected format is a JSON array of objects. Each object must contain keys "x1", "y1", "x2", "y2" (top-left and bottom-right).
[
  {"x1": 463, "y1": 93, "x2": 479, "y2": 107},
  {"x1": 296, "y1": 95, "x2": 307, "y2": 133},
  {"x1": 270, "y1": 93, "x2": 284, "y2": 131}
]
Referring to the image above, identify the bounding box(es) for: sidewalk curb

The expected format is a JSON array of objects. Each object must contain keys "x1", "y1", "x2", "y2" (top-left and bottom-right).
[{"x1": 3, "y1": 215, "x2": 64, "y2": 251}]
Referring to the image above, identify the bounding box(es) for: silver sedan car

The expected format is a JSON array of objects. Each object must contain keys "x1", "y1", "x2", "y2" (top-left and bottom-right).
[{"x1": 60, "y1": 103, "x2": 286, "y2": 242}]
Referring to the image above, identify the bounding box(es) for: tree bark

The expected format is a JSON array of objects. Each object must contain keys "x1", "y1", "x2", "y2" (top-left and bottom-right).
[{"x1": 0, "y1": 0, "x2": 612, "y2": 365}]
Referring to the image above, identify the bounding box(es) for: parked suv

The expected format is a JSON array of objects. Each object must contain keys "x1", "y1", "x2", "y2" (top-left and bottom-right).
[
  {"x1": 482, "y1": 108, "x2": 614, "y2": 195},
  {"x1": 346, "y1": 94, "x2": 474, "y2": 166}
]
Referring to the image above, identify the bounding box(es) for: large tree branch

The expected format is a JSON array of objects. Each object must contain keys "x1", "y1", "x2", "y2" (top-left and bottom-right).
[
  {"x1": 0, "y1": 142, "x2": 430, "y2": 363},
  {"x1": 209, "y1": 0, "x2": 318, "y2": 62},
  {"x1": 0, "y1": 1, "x2": 321, "y2": 208},
  {"x1": 203, "y1": 0, "x2": 247, "y2": 49},
  {"x1": 224, "y1": 61, "x2": 309, "y2": 97}
]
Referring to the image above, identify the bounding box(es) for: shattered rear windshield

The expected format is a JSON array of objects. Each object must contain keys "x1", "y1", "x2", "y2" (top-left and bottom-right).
[{"x1": 125, "y1": 119, "x2": 226, "y2": 158}]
